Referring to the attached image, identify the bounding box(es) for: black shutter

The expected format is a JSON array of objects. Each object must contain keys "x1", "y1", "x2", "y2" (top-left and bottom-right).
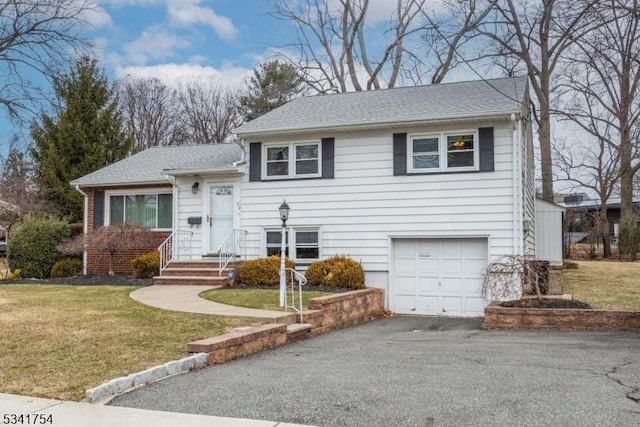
[
  {"x1": 393, "y1": 133, "x2": 407, "y2": 176},
  {"x1": 249, "y1": 142, "x2": 262, "y2": 182},
  {"x1": 93, "y1": 191, "x2": 104, "y2": 230},
  {"x1": 321, "y1": 138, "x2": 335, "y2": 179},
  {"x1": 479, "y1": 127, "x2": 495, "y2": 172}
]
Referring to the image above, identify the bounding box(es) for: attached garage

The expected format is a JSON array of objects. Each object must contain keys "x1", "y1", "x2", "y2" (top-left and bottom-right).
[{"x1": 391, "y1": 238, "x2": 488, "y2": 317}]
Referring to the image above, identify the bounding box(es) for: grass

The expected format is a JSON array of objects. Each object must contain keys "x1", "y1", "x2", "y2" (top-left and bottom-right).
[
  {"x1": 200, "y1": 288, "x2": 334, "y2": 310},
  {"x1": 563, "y1": 260, "x2": 640, "y2": 311},
  {"x1": 0, "y1": 285, "x2": 247, "y2": 401}
]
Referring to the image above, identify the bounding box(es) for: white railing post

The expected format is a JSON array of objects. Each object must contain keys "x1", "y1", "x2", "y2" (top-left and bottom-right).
[
  {"x1": 284, "y1": 268, "x2": 307, "y2": 323},
  {"x1": 218, "y1": 229, "x2": 248, "y2": 276},
  {"x1": 158, "y1": 229, "x2": 194, "y2": 274}
]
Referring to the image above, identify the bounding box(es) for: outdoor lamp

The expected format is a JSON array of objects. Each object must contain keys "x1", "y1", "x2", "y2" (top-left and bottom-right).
[
  {"x1": 279, "y1": 199, "x2": 290, "y2": 308},
  {"x1": 279, "y1": 200, "x2": 290, "y2": 227},
  {"x1": 191, "y1": 181, "x2": 199, "y2": 194}
]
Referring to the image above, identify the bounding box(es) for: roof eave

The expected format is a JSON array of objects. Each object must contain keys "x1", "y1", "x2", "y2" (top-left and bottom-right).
[
  {"x1": 235, "y1": 110, "x2": 520, "y2": 138},
  {"x1": 163, "y1": 167, "x2": 245, "y2": 177},
  {"x1": 70, "y1": 179, "x2": 171, "y2": 188}
]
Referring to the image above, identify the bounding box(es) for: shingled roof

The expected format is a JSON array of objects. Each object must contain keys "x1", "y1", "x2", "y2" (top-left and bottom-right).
[
  {"x1": 71, "y1": 144, "x2": 242, "y2": 187},
  {"x1": 235, "y1": 76, "x2": 528, "y2": 136}
]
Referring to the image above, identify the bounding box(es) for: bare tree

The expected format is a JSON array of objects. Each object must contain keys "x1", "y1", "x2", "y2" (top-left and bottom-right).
[
  {"x1": 419, "y1": 0, "x2": 497, "y2": 84},
  {"x1": 119, "y1": 77, "x2": 188, "y2": 152},
  {"x1": 476, "y1": 0, "x2": 598, "y2": 202},
  {"x1": 0, "y1": 0, "x2": 95, "y2": 121},
  {"x1": 271, "y1": 0, "x2": 426, "y2": 93},
  {"x1": 554, "y1": 135, "x2": 621, "y2": 257},
  {"x1": 176, "y1": 81, "x2": 242, "y2": 144},
  {"x1": 0, "y1": 135, "x2": 52, "y2": 233},
  {"x1": 557, "y1": 0, "x2": 640, "y2": 231}
]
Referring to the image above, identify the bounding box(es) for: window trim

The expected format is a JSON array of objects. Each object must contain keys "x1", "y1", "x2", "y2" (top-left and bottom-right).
[
  {"x1": 264, "y1": 227, "x2": 321, "y2": 261},
  {"x1": 104, "y1": 189, "x2": 173, "y2": 231},
  {"x1": 408, "y1": 130, "x2": 479, "y2": 173},
  {"x1": 262, "y1": 141, "x2": 322, "y2": 180}
]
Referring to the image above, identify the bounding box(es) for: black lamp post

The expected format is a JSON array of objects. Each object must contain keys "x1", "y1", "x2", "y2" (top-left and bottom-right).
[
  {"x1": 279, "y1": 200, "x2": 290, "y2": 227},
  {"x1": 279, "y1": 200, "x2": 290, "y2": 307}
]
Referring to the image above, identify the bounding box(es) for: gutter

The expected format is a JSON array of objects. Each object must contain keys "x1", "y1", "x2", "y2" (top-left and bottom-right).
[
  {"x1": 236, "y1": 111, "x2": 518, "y2": 138},
  {"x1": 74, "y1": 185, "x2": 89, "y2": 276}
]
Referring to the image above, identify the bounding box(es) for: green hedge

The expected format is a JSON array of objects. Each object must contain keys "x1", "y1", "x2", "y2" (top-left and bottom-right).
[{"x1": 8, "y1": 214, "x2": 70, "y2": 278}]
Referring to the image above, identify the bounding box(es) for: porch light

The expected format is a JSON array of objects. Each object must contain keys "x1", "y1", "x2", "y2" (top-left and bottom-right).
[
  {"x1": 191, "y1": 181, "x2": 199, "y2": 194},
  {"x1": 279, "y1": 200, "x2": 290, "y2": 227},
  {"x1": 279, "y1": 199, "x2": 290, "y2": 308}
]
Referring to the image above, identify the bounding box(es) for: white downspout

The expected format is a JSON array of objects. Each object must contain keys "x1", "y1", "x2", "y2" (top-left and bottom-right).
[
  {"x1": 511, "y1": 113, "x2": 520, "y2": 255},
  {"x1": 232, "y1": 137, "x2": 246, "y2": 167},
  {"x1": 74, "y1": 185, "x2": 89, "y2": 276}
]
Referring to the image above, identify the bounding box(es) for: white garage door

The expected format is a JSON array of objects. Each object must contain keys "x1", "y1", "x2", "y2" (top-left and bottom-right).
[{"x1": 392, "y1": 238, "x2": 488, "y2": 317}]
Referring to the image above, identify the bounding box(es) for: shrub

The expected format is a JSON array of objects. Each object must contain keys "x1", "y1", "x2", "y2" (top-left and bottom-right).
[
  {"x1": 240, "y1": 256, "x2": 295, "y2": 286},
  {"x1": 8, "y1": 214, "x2": 70, "y2": 278},
  {"x1": 50, "y1": 258, "x2": 83, "y2": 278},
  {"x1": 131, "y1": 251, "x2": 160, "y2": 278},
  {"x1": 305, "y1": 255, "x2": 365, "y2": 289}
]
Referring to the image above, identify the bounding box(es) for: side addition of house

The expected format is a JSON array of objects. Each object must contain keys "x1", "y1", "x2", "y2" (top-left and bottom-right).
[{"x1": 72, "y1": 76, "x2": 535, "y2": 318}]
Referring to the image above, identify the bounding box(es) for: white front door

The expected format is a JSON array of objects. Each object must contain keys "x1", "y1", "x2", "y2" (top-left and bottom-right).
[
  {"x1": 208, "y1": 185, "x2": 234, "y2": 253},
  {"x1": 392, "y1": 238, "x2": 488, "y2": 317}
]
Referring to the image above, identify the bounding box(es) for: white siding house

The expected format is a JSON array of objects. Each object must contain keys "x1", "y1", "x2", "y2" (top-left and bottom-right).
[
  {"x1": 233, "y1": 76, "x2": 534, "y2": 316},
  {"x1": 72, "y1": 76, "x2": 534, "y2": 317}
]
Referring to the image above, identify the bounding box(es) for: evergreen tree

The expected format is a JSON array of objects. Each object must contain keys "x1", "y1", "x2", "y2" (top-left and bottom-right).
[
  {"x1": 239, "y1": 60, "x2": 306, "y2": 121},
  {"x1": 30, "y1": 55, "x2": 131, "y2": 222}
]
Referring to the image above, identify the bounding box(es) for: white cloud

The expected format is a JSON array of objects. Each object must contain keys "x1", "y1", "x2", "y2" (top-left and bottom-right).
[
  {"x1": 123, "y1": 27, "x2": 190, "y2": 65},
  {"x1": 81, "y1": 3, "x2": 113, "y2": 28},
  {"x1": 167, "y1": 0, "x2": 238, "y2": 40},
  {"x1": 99, "y1": 0, "x2": 164, "y2": 6},
  {"x1": 114, "y1": 62, "x2": 252, "y2": 90}
]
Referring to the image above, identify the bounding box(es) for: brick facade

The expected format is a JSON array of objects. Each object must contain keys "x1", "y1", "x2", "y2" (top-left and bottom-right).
[{"x1": 84, "y1": 185, "x2": 172, "y2": 275}]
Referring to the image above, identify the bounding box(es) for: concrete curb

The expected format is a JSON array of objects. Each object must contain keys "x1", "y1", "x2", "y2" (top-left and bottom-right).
[{"x1": 85, "y1": 353, "x2": 209, "y2": 404}]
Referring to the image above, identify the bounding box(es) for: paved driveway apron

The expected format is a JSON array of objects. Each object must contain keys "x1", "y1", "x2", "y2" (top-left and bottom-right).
[{"x1": 110, "y1": 317, "x2": 640, "y2": 427}]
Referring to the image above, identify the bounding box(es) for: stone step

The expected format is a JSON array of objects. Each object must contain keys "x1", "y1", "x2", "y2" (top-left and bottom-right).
[
  {"x1": 162, "y1": 267, "x2": 226, "y2": 277},
  {"x1": 166, "y1": 261, "x2": 221, "y2": 269},
  {"x1": 286, "y1": 323, "x2": 312, "y2": 342},
  {"x1": 152, "y1": 275, "x2": 229, "y2": 286}
]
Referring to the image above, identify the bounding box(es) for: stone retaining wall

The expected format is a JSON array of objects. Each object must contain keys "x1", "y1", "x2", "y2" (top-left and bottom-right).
[
  {"x1": 187, "y1": 324, "x2": 288, "y2": 364},
  {"x1": 484, "y1": 302, "x2": 640, "y2": 331},
  {"x1": 304, "y1": 288, "x2": 384, "y2": 336},
  {"x1": 188, "y1": 288, "x2": 384, "y2": 365}
]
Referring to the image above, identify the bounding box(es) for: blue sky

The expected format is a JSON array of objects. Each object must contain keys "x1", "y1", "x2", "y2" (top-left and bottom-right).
[
  {"x1": 94, "y1": 0, "x2": 279, "y2": 87},
  {"x1": 0, "y1": 0, "x2": 456, "y2": 156},
  {"x1": 1, "y1": 0, "x2": 293, "y2": 154}
]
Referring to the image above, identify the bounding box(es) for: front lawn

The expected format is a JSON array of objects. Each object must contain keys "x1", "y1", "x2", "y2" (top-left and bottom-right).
[
  {"x1": 0, "y1": 285, "x2": 246, "y2": 401},
  {"x1": 563, "y1": 260, "x2": 640, "y2": 311},
  {"x1": 200, "y1": 288, "x2": 333, "y2": 310}
]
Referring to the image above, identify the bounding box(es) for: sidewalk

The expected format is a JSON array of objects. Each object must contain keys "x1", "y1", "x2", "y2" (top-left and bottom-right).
[
  {"x1": 0, "y1": 393, "x2": 314, "y2": 427},
  {"x1": 130, "y1": 285, "x2": 298, "y2": 323}
]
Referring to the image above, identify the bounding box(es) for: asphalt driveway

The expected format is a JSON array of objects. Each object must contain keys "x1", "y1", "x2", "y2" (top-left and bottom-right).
[{"x1": 110, "y1": 317, "x2": 640, "y2": 427}]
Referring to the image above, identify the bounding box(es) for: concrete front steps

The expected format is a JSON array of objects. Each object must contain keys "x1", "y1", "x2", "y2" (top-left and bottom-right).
[{"x1": 153, "y1": 260, "x2": 231, "y2": 286}]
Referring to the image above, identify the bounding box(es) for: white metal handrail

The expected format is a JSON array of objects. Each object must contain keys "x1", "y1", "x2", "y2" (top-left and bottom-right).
[
  {"x1": 283, "y1": 268, "x2": 307, "y2": 323},
  {"x1": 217, "y1": 229, "x2": 248, "y2": 275},
  {"x1": 158, "y1": 229, "x2": 193, "y2": 273}
]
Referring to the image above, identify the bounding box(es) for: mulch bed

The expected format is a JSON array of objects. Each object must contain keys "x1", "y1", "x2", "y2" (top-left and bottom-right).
[
  {"x1": 225, "y1": 283, "x2": 353, "y2": 293},
  {"x1": 0, "y1": 275, "x2": 153, "y2": 286},
  {"x1": 499, "y1": 298, "x2": 593, "y2": 309}
]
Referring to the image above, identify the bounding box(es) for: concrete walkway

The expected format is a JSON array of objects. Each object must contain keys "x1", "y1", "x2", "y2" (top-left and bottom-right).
[
  {"x1": 130, "y1": 285, "x2": 297, "y2": 324},
  {"x1": 0, "y1": 393, "x2": 314, "y2": 427}
]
